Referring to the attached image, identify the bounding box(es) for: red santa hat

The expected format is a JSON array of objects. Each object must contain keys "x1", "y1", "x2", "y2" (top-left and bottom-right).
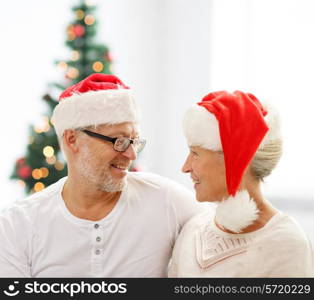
[
  {"x1": 52, "y1": 73, "x2": 139, "y2": 137},
  {"x1": 183, "y1": 90, "x2": 281, "y2": 196}
]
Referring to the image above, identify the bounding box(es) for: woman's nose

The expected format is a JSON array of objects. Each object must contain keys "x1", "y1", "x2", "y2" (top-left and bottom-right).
[{"x1": 181, "y1": 156, "x2": 191, "y2": 173}]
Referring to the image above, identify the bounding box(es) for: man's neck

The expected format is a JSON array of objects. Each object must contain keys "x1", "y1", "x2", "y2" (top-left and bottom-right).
[{"x1": 61, "y1": 176, "x2": 122, "y2": 221}]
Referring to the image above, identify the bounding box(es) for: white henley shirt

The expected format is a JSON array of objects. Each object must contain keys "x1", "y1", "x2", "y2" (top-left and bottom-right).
[{"x1": 0, "y1": 172, "x2": 201, "y2": 277}]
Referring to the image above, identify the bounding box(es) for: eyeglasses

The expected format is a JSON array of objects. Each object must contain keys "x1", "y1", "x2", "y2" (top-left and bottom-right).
[{"x1": 81, "y1": 129, "x2": 146, "y2": 153}]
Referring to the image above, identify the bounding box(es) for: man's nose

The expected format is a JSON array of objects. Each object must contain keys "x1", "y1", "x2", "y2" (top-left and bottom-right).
[{"x1": 122, "y1": 144, "x2": 137, "y2": 160}]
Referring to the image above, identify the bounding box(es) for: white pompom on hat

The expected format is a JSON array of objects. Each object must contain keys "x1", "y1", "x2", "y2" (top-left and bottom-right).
[{"x1": 52, "y1": 73, "x2": 139, "y2": 137}]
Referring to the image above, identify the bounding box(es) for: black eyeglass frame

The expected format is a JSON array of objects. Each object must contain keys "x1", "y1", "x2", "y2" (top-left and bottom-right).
[{"x1": 81, "y1": 129, "x2": 146, "y2": 153}]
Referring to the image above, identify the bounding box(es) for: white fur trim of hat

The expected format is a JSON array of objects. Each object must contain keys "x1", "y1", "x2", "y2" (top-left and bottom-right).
[
  {"x1": 182, "y1": 101, "x2": 281, "y2": 151},
  {"x1": 52, "y1": 89, "x2": 139, "y2": 137}
]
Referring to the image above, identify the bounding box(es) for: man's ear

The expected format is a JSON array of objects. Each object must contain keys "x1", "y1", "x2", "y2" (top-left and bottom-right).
[{"x1": 63, "y1": 129, "x2": 80, "y2": 153}]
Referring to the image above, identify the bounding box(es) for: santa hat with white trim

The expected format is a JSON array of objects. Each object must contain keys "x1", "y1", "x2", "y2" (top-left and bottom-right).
[
  {"x1": 52, "y1": 73, "x2": 139, "y2": 137},
  {"x1": 183, "y1": 90, "x2": 281, "y2": 232}
]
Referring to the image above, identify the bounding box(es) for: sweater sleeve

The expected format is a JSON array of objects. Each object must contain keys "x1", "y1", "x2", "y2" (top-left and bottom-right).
[{"x1": 0, "y1": 207, "x2": 32, "y2": 277}]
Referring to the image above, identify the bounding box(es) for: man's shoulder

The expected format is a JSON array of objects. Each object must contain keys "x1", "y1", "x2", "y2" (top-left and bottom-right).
[{"x1": 1, "y1": 177, "x2": 66, "y2": 220}]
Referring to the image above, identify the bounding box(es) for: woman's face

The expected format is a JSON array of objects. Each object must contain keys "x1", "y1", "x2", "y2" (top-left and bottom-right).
[{"x1": 182, "y1": 146, "x2": 228, "y2": 202}]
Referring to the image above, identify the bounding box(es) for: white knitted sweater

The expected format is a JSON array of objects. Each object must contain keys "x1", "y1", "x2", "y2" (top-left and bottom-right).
[{"x1": 169, "y1": 210, "x2": 314, "y2": 277}]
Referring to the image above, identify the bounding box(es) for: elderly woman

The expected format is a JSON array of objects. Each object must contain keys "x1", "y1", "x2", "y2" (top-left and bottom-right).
[{"x1": 168, "y1": 91, "x2": 314, "y2": 277}]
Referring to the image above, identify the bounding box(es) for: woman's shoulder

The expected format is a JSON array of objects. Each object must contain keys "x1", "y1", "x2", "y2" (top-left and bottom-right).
[
  {"x1": 252, "y1": 213, "x2": 314, "y2": 277},
  {"x1": 254, "y1": 212, "x2": 314, "y2": 267},
  {"x1": 263, "y1": 212, "x2": 311, "y2": 246}
]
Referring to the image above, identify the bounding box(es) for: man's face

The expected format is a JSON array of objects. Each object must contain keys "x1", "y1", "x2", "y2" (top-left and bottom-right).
[
  {"x1": 182, "y1": 146, "x2": 228, "y2": 202},
  {"x1": 75, "y1": 122, "x2": 139, "y2": 192}
]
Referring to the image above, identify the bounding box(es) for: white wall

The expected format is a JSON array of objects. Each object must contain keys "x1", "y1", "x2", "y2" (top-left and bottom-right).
[
  {"x1": 209, "y1": 0, "x2": 314, "y2": 203},
  {"x1": 0, "y1": 0, "x2": 77, "y2": 208}
]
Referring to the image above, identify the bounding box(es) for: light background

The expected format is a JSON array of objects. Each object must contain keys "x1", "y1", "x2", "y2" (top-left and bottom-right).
[{"x1": 0, "y1": 0, "x2": 313, "y2": 240}]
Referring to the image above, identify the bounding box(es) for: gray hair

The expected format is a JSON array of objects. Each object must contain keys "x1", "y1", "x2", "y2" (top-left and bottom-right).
[{"x1": 250, "y1": 139, "x2": 283, "y2": 181}]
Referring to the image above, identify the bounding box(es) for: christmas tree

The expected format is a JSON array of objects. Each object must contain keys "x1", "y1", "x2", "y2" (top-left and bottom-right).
[{"x1": 10, "y1": 0, "x2": 113, "y2": 194}]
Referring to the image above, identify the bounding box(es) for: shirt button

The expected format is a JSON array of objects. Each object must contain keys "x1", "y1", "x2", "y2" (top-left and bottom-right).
[
  {"x1": 94, "y1": 224, "x2": 99, "y2": 229},
  {"x1": 95, "y1": 249, "x2": 101, "y2": 255},
  {"x1": 96, "y1": 236, "x2": 101, "y2": 242}
]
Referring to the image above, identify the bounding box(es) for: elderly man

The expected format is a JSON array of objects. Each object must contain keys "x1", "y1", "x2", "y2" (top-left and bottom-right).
[{"x1": 0, "y1": 74, "x2": 200, "y2": 277}]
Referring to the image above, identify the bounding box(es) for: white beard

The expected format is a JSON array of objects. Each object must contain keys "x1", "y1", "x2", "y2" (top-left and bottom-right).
[
  {"x1": 214, "y1": 190, "x2": 259, "y2": 233},
  {"x1": 100, "y1": 174, "x2": 126, "y2": 192},
  {"x1": 76, "y1": 146, "x2": 127, "y2": 192}
]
